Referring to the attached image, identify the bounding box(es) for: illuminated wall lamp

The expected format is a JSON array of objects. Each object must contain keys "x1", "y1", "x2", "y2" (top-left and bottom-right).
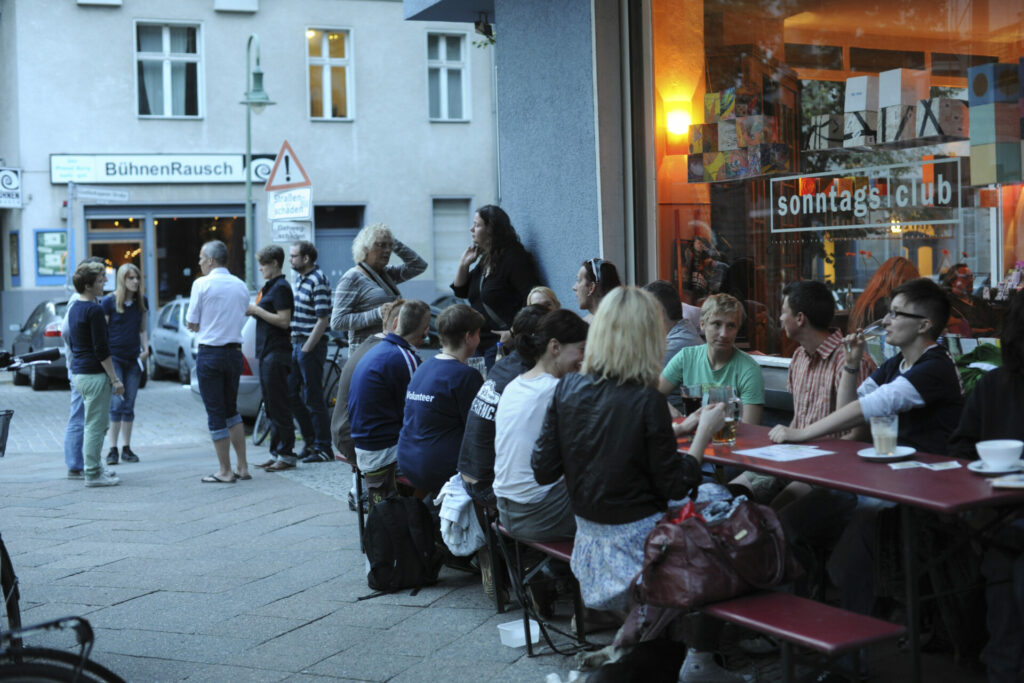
[{"x1": 666, "y1": 109, "x2": 691, "y2": 156}]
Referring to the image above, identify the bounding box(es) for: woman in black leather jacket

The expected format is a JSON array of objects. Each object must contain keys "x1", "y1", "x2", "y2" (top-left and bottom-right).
[{"x1": 531, "y1": 286, "x2": 723, "y2": 611}]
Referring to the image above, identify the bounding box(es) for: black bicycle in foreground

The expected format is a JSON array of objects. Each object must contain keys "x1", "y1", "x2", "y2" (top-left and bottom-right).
[{"x1": 1, "y1": 348, "x2": 125, "y2": 682}]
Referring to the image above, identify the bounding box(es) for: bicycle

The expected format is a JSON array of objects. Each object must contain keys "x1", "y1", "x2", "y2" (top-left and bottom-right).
[
  {"x1": 1, "y1": 349, "x2": 125, "y2": 682},
  {"x1": 252, "y1": 335, "x2": 348, "y2": 447}
]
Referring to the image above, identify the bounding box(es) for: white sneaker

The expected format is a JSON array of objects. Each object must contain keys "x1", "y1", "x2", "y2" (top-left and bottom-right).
[
  {"x1": 679, "y1": 649, "x2": 749, "y2": 682},
  {"x1": 84, "y1": 471, "x2": 121, "y2": 487}
]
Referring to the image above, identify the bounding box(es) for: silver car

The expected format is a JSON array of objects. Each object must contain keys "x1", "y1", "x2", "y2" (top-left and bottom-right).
[
  {"x1": 10, "y1": 298, "x2": 68, "y2": 390},
  {"x1": 148, "y1": 297, "x2": 198, "y2": 385}
]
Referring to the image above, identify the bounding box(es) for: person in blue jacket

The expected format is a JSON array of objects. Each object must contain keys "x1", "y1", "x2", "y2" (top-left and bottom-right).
[{"x1": 101, "y1": 263, "x2": 148, "y2": 465}]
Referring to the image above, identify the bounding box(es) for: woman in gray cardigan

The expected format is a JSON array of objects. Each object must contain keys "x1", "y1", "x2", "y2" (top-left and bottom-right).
[{"x1": 331, "y1": 223, "x2": 427, "y2": 347}]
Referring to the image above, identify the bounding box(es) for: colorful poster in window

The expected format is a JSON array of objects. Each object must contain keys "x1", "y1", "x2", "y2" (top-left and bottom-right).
[{"x1": 35, "y1": 230, "x2": 68, "y2": 277}]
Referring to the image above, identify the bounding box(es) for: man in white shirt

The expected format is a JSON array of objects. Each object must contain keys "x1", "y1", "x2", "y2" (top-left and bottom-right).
[{"x1": 187, "y1": 240, "x2": 251, "y2": 483}]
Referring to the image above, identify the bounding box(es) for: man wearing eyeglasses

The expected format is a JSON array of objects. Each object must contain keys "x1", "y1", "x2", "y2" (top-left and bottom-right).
[{"x1": 769, "y1": 277, "x2": 963, "y2": 455}]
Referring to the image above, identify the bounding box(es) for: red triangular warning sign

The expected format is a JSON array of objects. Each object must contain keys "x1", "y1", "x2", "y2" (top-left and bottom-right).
[{"x1": 265, "y1": 140, "x2": 312, "y2": 191}]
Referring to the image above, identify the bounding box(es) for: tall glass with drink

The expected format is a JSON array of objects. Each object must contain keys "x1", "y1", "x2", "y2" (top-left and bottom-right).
[
  {"x1": 704, "y1": 385, "x2": 742, "y2": 446},
  {"x1": 680, "y1": 384, "x2": 703, "y2": 416},
  {"x1": 869, "y1": 414, "x2": 899, "y2": 456}
]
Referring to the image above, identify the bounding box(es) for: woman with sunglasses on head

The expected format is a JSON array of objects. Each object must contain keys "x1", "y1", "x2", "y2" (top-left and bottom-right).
[
  {"x1": 452, "y1": 205, "x2": 541, "y2": 367},
  {"x1": 101, "y1": 263, "x2": 148, "y2": 466},
  {"x1": 573, "y1": 257, "x2": 621, "y2": 323}
]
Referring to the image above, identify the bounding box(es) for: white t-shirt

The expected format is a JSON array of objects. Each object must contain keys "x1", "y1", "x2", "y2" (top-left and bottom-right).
[
  {"x1": 186, "y1": 267, "x2": 249, "y2": 347},
  {"x1": 493, "y1": 373, "x2": 561, "y2": 504}
]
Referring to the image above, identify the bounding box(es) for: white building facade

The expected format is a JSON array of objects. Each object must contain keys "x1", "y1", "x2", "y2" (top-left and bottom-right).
[{"x1": 0, "y1": 0, "x2": 497, "y2": 341}]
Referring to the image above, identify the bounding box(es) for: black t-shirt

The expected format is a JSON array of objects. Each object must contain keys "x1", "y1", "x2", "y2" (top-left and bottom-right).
[
  {"x1": 256, "y1": 274, "x2": 294, "y2": 357},
  {"x1": 948, "y1": 367, "x2": 1024, "y2": 459},
  {"x1": 457, "y1": 351, "x2": 530, "y2": 482}
]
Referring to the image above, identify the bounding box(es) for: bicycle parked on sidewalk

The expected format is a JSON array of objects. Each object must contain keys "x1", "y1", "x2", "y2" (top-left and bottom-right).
[{"x1": 1, "y1": 349, "x2": 125, "y2": 682}]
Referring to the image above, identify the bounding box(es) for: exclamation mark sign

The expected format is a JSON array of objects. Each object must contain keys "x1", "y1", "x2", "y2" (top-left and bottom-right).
[{"x1": 284, "y1": 156, "x2": 291, "y2": 183}]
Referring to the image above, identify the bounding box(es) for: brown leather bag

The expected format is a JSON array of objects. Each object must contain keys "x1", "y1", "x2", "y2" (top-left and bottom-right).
[{"x1": 632, "y1": 500, "x2": 803, "y2": 610}]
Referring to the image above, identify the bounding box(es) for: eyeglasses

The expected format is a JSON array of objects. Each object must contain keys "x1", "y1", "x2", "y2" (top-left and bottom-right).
[
  {"x1": 886, "y1": 308, "x2": 928, "y2": 320},
  {"x1": 587, "y1": 258, "x2": 604, "y2": 284}
]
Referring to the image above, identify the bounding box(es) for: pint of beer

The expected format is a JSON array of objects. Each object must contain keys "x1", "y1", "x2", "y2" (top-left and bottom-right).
[{"x1": 704, "y1": 385, "x2": 742, "y2": 446}]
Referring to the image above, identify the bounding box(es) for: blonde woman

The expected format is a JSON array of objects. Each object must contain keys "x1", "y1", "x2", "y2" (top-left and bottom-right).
[
  {"x1": 532, "y1": 286, "x2": 723, "y2": 611},
  {"x1": 526, "y1": 286, "x2": 561, "y2": 312},
  {"x1": 101, "y1": 264, "x2": 148, "y2": 465},
  {"x1": 331, "y1": 223, "x2": 427, "y2": 347}
]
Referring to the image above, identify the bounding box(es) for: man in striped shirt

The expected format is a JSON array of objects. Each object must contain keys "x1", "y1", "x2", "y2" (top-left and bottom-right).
[{"x1": 276, "y1": 240, "x2": 333, "y2": 468}]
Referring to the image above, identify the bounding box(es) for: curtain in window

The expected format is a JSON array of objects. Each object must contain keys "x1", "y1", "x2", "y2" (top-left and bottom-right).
[
  {"x1": 169, "y1": 29, "x2": 189, "y2": 116},
  {"x1": 137, "y1": 26, "x2": 163, "y2": 116}
]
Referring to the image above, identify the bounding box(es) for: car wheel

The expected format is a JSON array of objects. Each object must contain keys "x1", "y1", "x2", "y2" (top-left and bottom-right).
[
  {"x1": 30, "y1": 365, "x2": 48, "y2": 391},
  {"x1": 177, "y1": 352, "x2": 190, "y2": 385},
  {"x1": 12, "y1": 368, "x2": 28, "y2": 386}
]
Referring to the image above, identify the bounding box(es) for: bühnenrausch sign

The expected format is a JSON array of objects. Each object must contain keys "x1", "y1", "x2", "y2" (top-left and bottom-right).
[
  {"x1": 49, "y1": 154, "x2": 273, "y2": 184},
  {"x1": 769, "y1": 157, "x2": 961, "y2": 233}
]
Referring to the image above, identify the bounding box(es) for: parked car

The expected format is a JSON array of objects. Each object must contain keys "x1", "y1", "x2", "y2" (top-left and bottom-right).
[
  {"x1": 11, "y1": 298, "x2": 68, "y2": 390},
  {"x1": 189, "y1": 309, "x2": 261, "y2": 420},
  {"x1": 149, "y1": 297, "x2": 197, "y2": 384}
]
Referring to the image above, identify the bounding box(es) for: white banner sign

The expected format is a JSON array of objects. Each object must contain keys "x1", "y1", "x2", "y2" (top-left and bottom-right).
[
  {"x1": 271, "y1": 221, "x2": 313, "y2": 244},
  {"x1": 50, "y1": 154, "x2": 274, "y2": 184},
  {"x1": 75, "y1": 186, "x2": 130, "y2": 203},
  {"x1": 770, "y1": 157, "x2": 962, "y2": 233},
  {"x1": 0, "y1": 168, "x2": 22, "y2": 208},
  {"x1": 267, "y1": 188, "x2": 312, "y2": 221}
]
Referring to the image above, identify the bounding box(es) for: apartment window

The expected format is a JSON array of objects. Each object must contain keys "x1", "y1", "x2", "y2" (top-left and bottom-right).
[
  {"x1": 307, "y1": 29, "x2": 351, "y2": 119},
  {"x1": 136, "y1": 23, "x2": 200, "y2": 117},
  {"x1": 427, "y1": 33, "x2": 467, "y2": 121}
]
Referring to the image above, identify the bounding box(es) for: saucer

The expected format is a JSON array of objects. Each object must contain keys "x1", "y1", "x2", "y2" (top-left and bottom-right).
[
  {"x1": 967, "y1": 460, "x2": 1024, "y2": 476},
  {"x1": 857, "y1": 446, "x2": 915, "y2": 462}
]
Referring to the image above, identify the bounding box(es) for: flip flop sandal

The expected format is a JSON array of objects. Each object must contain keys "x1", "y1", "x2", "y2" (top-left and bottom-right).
[
  {"x1": 234, "y1": 472, "x2": 252, "y2": 480},
  {"x1": 201, "y1": 473, "x2": 236, "y2": 484}
]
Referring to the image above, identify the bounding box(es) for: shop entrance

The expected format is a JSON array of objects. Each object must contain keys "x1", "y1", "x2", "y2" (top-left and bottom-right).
[{"x1": 154, "y1": 215, "x2": 244, "y2": 304}]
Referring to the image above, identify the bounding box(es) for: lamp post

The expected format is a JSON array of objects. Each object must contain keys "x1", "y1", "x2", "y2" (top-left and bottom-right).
[{"x1": 241, "y1": 34, "x2": 274, "y2": 289}]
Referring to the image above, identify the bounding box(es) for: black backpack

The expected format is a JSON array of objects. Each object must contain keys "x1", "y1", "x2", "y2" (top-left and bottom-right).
[{"x1": 364, "y1": 496, "x2": 444, "y2": 594}]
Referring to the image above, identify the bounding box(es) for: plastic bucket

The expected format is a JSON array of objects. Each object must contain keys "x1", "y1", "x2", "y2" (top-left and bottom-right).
[{"x1": 0, "y1": 409, "x2": 13, "y2": 457}]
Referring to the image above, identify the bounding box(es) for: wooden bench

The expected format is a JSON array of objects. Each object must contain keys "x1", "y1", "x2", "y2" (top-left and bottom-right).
[{"x1": 702, "y1": 592, "x2": 905, "y2": 682}]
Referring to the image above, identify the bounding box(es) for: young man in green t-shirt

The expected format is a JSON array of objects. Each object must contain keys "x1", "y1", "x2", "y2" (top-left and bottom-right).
[{"x1": 658, "y1": 293, "x2": 764, "y2": 429}]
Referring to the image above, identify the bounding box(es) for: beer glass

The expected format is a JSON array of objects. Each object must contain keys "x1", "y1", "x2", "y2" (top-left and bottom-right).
[
  {"x1": 680, "y1": 384, "x2": 703, "y2": 416},
  {"x1": 704, "y1": 385, "x2": 742, "y2": 446}
]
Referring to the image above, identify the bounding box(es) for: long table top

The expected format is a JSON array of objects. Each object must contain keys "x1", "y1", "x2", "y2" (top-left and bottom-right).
[{"x1": 680, "y1": 423, "x2": 1024, "y2": 514}]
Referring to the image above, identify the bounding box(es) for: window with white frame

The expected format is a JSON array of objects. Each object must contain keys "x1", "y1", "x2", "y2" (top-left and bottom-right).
[
  {"x1": 136, "y1": 23, "x2": 201, "y2": 117},
  {"x1": 427, "y1": 33, "x2": 468, "y2": 121},
  {"x1": 307, "y1": 29, "x2": 352, "y2": 119}
]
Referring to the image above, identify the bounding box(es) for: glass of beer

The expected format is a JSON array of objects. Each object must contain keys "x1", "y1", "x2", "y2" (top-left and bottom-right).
[
  {"x1": 704, "y1": 385, "x2": 742, "y2": 446},
  {"x1": 870, "y1": 415, "x2": 899, "y2": 456},
  {"x1": 680, "y1": 384, "x2": 703, "y2": 416}
]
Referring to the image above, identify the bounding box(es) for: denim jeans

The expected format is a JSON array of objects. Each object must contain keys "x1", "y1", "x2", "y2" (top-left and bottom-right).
[
  {"x1": 288, "y1": 338, "x2": 330, "y2": 451},
  {"x1": 196, "y1": 345, "x2": 243, "y2": 441},
  {"x1": 259, "y1": 349, "x2": 295, "y2": 459},
  {"x1": 64, "y1": 378, "x2": 85, "y2": 471},
  {"x1": 72, "y1": 373, "x2": 111, "y2": 478},
  {"x1": 109, "y1": 357, "x2": 141, "y2": 422}
]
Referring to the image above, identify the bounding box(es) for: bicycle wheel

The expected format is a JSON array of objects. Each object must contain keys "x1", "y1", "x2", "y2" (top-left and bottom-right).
[
  {"x1": 0, "y1": 647, "x2": 125, "y2": 682},
  {"x1": 252, "y1": 400, "x2": 271, "y2": 447},
  {"x1": 322, "y1": 361, "x2": 341, "y2": 411},
  {"x1": 0, "y1": 535, "x2": 22, "y2": 645}
]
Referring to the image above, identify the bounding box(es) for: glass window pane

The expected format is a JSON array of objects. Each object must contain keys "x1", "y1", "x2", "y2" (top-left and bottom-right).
[
  {"x1": 185, "y1": 62, "x2": 198, "y2": 116},
  {"x1": 446, "y1": 36, "x2": 461, "y2": 61},
  {"x1": 428, "y1": 68, "x2": 441, "y2": 118},
  {"x1": 328, "y1": 31, "x2": 346, "y2": 59},
  {"x1": 137, "y1": 25, "x2": 162, "y2": 53},
  {"x1": 171, "y1": 63, "x2": 186, "y2": 115},
  {"x1": 309, "y1": 66, "x2": 323, "y2": 117},
  {"x1": 427, "y1": 34, "x2": 440, "y2": 61},
  {"x1": 169, "y1": 26, "x2": 196, "y2": 54},
  {"x1": 138, "y1": 60, "x2": 163, "y2": 115},
  {"x1": 331, "y1": 66, "x2": 347, "y2": 117},
  {"x1": 447, "y1": 69, "x2": 462, "y2": 119},
  {"x1": 307, "y1": 29, "x2": 323, "y2": 58}
]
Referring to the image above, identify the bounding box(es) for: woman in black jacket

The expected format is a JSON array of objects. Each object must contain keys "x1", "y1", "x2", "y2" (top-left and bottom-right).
[
  {"x1": 531, "y1": 286, "x2": 723, "y2": 611},
  {"x1": 452, "y1": 205, "x2": 540, "y2": 366}
]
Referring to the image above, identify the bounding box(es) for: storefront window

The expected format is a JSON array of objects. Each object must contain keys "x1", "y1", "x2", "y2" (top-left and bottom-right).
[
  {"x1": 652, "y1": 0, "x2": 1024, "y2": 355},
  {"x1": 155, "y1": 216, "x2": 243, "y2": 305}
]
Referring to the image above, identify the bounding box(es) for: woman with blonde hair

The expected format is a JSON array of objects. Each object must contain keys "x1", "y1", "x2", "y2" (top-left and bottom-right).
[
  {"x1": 532, "y1": 286, "x2": 724, "y2": 612},
  {"x1": 526, "y1": 286, "x2": 561, "y2": 312},
  {"x1": 331, "y1": 222, "x2": 427, "y2": 347},
  {"x1": 101, "y1": 263, "x2": 148, "y2": 465}
]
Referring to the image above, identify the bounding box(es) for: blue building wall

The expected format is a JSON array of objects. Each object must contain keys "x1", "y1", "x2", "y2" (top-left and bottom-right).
[{"x1": 493, "y1": 0, "x2": 602, "y2": 312}]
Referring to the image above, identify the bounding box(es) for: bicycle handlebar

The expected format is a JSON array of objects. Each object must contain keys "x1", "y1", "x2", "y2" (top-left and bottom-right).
[{"x1": 0, "y1": 347, "x2": 61, "y2": 369}]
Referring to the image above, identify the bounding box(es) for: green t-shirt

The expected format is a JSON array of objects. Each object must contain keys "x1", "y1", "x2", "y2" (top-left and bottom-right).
[{"x1": 662, "y1": 344, "x2": 765, "y2": 406}]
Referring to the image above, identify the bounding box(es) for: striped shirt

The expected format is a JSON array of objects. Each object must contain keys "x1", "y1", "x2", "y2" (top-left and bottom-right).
[
  {"x1": 291, "y1": 265, "x2": 332, "y2": 337},
  {"x1": 787, "y1": 328, "x2": 876, "y2": 438}
]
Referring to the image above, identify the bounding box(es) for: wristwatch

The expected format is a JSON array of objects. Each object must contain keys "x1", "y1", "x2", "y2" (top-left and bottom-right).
[{"x1": 843, "y1": 365, "x2": 859, "y2": 374}]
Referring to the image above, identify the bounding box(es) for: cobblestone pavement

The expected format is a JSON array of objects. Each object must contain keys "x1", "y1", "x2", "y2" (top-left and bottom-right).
[{"x1": 0, "y1": 374, "x2": 989, "y2": 681}]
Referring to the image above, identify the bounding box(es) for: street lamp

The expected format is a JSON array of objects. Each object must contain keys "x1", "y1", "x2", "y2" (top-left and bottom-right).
[{"x1": 241, "y1": 33, "x2": 274, "y2": 288}]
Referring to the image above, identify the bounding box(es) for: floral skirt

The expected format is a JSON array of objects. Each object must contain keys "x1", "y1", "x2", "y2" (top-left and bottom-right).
[{"x1": 570, "y1": 511, "x2": 662, "y2": 612}]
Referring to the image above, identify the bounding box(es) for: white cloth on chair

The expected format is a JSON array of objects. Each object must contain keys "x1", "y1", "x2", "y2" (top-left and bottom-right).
[{"x1": 437, "y1": 473, "x2": 486, "y2": 557}]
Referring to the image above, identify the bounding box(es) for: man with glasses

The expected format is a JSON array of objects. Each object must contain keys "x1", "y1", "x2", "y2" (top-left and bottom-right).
[{"x1": 770, "y1": 277, "x2": 963, "y2": 456}]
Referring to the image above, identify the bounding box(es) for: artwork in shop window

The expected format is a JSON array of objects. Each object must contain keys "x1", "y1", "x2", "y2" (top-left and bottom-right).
[
  {"x1": 9, "y1": 232, "x2": 18, "y2": 277},
  {"x1": 35, "y1": 230, "x2": 68, "y2": 277}
]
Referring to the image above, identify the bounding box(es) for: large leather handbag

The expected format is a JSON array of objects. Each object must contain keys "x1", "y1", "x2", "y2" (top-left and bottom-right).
[{"x1": 632, "y1": 499, "x2": 802, "y2": 610}]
